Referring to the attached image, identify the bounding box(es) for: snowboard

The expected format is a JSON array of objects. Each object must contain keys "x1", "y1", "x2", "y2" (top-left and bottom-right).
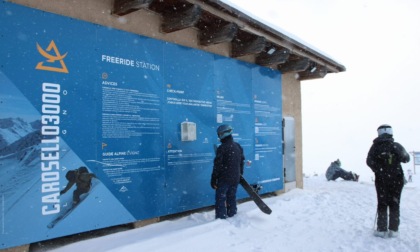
[
  {"x1": 47, "y1": 179, "x2": 99, "y2": 229},
  {"x1": 239, "y1": 175, "x2": 272, "y2": 214},
  {"x1": 213, "y1": 144, "x2": 272, "y2": 215},
  {"x1": 47, "y1": 198, "x2": 84, "y2": 229}
]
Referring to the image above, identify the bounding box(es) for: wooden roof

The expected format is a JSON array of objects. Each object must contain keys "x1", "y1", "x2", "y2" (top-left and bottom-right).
[{"x1": 112, "y1": 0, "x2": 346, "y2": 80}]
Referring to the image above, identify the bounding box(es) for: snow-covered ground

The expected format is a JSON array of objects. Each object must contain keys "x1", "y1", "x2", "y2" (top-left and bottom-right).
[{"x1": 49, "y1": 174, "x2": 420, "y2": 252}]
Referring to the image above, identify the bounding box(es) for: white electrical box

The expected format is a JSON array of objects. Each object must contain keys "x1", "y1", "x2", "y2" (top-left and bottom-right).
[{"x1": 181, "y1": 121, "x2": 197, "y2": 141}]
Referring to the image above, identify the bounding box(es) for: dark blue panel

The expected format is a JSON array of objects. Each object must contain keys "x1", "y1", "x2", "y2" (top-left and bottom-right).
[
  {"x1": 93, "y1": 28, "x2": 166, "y2": 219},
  {"x1": 252, "y1": 67, "x2": 283, "y2": 192},
  {"x1": 0, "y1": 2, "x2": 139, "y2": 249},
  {"x1": 213, "y1": 56, "x2": 255, "y2": 198},
  {"x1": 163, "y1": 44, "x2": 217, "y2": 213}
]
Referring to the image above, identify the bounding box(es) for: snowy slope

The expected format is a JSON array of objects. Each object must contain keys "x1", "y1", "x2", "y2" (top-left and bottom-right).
[
  {"x1": 0, "y1": 117, "x2": 39, "y2": 149},
  {"x1": 50, "y1": 175, "x2": 420, "y2": 252}
]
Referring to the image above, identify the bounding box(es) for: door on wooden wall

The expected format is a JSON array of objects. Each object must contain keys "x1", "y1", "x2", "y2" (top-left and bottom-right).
[{"x1": 283, "y1": 117, "x2": 296, "y2": 183}]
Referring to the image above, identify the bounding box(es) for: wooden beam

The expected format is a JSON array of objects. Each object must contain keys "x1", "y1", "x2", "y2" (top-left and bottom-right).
[
  {"x1": 199, "y1": 23, "x2": 239, "y2": 46},
  {"x1": 278, "y1": 58, "x2": 310, "y2": 73},
  {"x1": 231, "y1": 36, "x2": 266, "y2": 58},
  {"x1": 256, "y1": 48, "x2": 290, "y2": 66},
  {"x1": 187, "y1": 0, "x2": 345, "y2": 73},
  {"x1": 298, "y1": 66, "x2": 328, "y2": 80},
  {"x1": 161, "y1": 5, "x2": 202, "y2": 33},
  {"x1": 112, "y1": 0, "x2": 154, "y2": 16}
]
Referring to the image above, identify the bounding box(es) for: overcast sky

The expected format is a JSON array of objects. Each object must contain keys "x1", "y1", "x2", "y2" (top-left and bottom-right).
[{"x1": 222, "y1": 0, "x2": 420, "y2": 179}]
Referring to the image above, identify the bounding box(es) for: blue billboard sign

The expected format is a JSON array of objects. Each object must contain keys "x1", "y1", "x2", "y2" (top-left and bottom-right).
[{"x1": 0, "y1": 1, "x2": 283, "y2": 249}]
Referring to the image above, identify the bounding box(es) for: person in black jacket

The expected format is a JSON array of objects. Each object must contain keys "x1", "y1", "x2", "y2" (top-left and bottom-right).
[
  {"x1": 60, "y1": 166, "x2": 97, "y2": 205},
  {"x1": 211, "y1": 124, "x2": 245, "y2": 219},
  {"x1": 366, "y1": 124, "x2": 410, "y2": 238}
]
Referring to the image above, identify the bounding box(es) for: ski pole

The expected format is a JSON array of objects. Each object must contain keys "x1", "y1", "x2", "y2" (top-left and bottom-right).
[{"x1": 373, "y1": 210, "x2": 378, "y2": 230}]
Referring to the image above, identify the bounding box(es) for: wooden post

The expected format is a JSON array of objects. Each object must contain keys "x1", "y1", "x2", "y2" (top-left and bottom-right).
[{"x1": 410, "y1": 151, "x2": 417, "y2": 175}]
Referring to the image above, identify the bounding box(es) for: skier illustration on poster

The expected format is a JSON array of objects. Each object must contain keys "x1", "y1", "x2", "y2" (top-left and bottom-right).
[{"x1": 48, "y1": 166, "x2": 99, "y2": 228}]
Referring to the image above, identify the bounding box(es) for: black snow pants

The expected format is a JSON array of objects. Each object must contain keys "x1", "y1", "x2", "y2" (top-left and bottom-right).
[
  {"x1": 375, "y1": 175, "x2": 404, "y2": 232},
  {"x1": 73, "y1": 185, "x2": 91, "y2": 203}
]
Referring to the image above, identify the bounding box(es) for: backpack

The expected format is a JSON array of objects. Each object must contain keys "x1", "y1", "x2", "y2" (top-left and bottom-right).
[
  {"x1": 378, "y1": 142, "x2": 397, "y2": 166},
  {"x1": 75, "y1": 167, "x2": 93, "y2": 187},
  {"x1": 374, "y1": 141, "x2": 402, "y2": 176},
  {"x1": 65, "y1": 167, "x2": 89, "y2": 183}
]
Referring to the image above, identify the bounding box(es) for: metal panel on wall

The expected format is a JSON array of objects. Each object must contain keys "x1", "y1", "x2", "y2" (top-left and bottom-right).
[{"x1": 0, "y1": 1, "x2": 283, "y2": 249}]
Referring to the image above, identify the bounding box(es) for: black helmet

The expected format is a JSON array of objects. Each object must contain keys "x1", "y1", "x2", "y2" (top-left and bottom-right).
[
  {"x1": 377, "y1": 124, "x2": 393, "y2": 136},
  {"x1": 78, "y1": 166, "x2": 88, "y2": 173},
  {"x1": 65, "y1": 170, "x2": 76, "y2": 181},
  {"x1": 217, "y1": 124, "x2": 233, "y2": 140}
]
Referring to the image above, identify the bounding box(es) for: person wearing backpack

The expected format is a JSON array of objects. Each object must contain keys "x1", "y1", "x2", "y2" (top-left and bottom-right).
[
  {"x1": 366, "y1": 124, "x2": 410, "y2": 238},
  {"x1": 60, "y1": 166, "x2": 97, "y2": 205}
]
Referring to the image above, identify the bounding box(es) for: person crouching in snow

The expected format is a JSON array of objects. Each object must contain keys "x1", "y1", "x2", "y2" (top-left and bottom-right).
[
  {"x1": 60, "y1": 166, "x2": 97, "y2": 205},
  {"x1": 325, "y1": 159, "x2": 359, "y2": 182}
]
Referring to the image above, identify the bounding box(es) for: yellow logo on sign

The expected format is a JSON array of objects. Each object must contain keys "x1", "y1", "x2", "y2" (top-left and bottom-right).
[{"x1": 35, "y1": 40, "x2": 69, "y2": 73}]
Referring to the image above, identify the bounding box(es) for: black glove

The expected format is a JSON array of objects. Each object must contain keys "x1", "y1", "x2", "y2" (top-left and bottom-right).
[{"x1": 211, "y1": 178, "x2": 217, "y2": 189}]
